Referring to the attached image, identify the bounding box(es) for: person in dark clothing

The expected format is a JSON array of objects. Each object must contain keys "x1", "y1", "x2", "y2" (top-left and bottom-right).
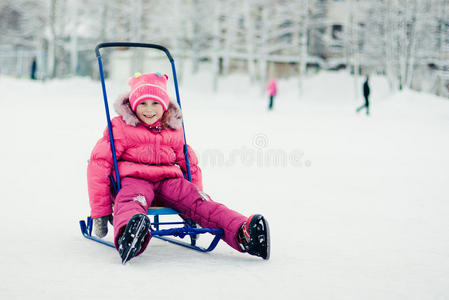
[
  {"x1": 356, "y1": 76, "x2": 370, "y2": 115},
  {"x1": 30, "y1": 57, "x2": 37, "y2": 80}
]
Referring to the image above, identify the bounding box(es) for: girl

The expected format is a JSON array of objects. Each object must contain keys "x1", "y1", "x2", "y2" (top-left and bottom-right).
[
  {"x1": 87, "y1": 72, "x2": 270, "y2": 263},
  {"x1": 266, "y1": 78, "x2": 277, "y2": 111}
]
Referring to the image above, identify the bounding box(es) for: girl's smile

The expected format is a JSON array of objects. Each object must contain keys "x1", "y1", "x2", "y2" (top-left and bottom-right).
[{"x1": 136, "y1": 100, "x2": 164, "y2": 125}]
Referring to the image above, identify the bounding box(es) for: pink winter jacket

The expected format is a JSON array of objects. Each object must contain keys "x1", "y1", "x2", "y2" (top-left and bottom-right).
[
  {"x1": 266, "y1": 79, "x2": 277, "y2": 97},
  {"x1": 87, "y1": 95, "x2": 202, "y2": 218}
]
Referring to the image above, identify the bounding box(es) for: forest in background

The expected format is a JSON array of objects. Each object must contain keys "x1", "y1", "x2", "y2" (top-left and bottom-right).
[{"x1": 1, "y1": 0, "x2": 448, "y2": 97}]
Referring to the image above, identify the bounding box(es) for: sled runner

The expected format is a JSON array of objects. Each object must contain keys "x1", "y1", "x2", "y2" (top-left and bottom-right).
[{"x1": 79, "y1": 42, "x2": 223, "y2": 253}]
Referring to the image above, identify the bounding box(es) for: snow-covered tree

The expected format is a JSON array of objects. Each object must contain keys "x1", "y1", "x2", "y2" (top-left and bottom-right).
[{"x1": 1, "y1": 0, "x2": 447, "y2": 97}]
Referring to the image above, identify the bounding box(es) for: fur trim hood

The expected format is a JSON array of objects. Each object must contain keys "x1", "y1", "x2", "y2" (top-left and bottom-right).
[{"x1": 113, "y1": 93, "x2": 182, "y2": 129}]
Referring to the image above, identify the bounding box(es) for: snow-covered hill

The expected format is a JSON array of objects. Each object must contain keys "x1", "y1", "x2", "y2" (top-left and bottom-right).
[{"x1": 1, "y1": 71, "x2": 448, "y2": 300}]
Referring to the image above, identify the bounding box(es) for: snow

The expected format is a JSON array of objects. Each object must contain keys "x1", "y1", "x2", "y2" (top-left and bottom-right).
[{"x1": 1, "y1": 71, "x2": 449, "y2": 299}]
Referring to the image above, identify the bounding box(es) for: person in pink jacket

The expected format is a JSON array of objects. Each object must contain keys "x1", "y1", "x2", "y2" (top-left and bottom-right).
[
  {"x1": 266, "y1": 79, "x2": 277, "y2": 110},
  {"x1": 87, "y1": 72, "x2": 270, "y2": 263}
]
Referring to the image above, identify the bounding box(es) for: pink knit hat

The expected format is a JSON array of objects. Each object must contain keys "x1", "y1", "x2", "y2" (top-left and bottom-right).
[{"x1": 128, "y1": 72, "x2": 170, "y2": 112}]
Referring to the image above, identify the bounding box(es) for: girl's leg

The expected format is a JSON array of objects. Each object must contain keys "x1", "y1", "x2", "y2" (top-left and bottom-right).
[
  {"x1": 155, "y1": 178, "x2": 247, "y2": 252},
  {"x1": 113, "y1": 177, "x2": 155, "y2": 254},
  {"x1": 268, "y1": 96, "x2": 274, "y2": 110}
]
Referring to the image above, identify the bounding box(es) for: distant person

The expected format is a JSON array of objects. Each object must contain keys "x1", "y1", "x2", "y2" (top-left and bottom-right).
[
  {"x1": 356, "y1": 76, "x2": 370, "y2": 115},
  {"x1": 30, "y1": 57, "x2": 37, "y2": 80},
  {"x1": 87, "y1": 72, "x2": 270, "y2": 263},
  {"x1": 266, "y1": 78, "x2": 277, "y2": 110}
]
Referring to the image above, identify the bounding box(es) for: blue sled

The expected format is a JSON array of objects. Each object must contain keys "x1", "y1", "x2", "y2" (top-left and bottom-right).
[{"x1": 79, "y1": 207, "x2": 224, "y2": 252}]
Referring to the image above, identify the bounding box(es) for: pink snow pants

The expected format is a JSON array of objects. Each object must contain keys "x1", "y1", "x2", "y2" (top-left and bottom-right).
[{"x1": 113, "y1": 177, "x2": 247, "y2": 256}]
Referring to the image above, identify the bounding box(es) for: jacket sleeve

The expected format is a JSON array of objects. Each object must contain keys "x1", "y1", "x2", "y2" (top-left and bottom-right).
[
  {"x1": 174, "y1": 141, "x2": 203, "y2": 191},
  {"x1": 87, "y1": 122, "x2": 127, "y2": 218}
]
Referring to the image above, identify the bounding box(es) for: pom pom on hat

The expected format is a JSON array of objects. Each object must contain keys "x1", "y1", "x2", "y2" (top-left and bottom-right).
[{"x1": 128, "y1": 72, "x2": 170, "y2": 112}]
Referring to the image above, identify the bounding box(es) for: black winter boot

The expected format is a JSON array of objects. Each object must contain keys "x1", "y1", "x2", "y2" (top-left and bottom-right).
[
  {"x1": 238, "y1": 214, "x2": 270, "y2": 260},
  {"x1": 118, "y1": 214, "x2": 151, "y2": 264}
]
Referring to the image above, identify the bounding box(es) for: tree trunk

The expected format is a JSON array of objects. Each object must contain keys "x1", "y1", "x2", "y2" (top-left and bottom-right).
[
  {"x1": 244, "y1": 0, "x2": 255, "y2": 82},
  {"x1": 438, "y1": 0, "x2": 447, "y2": 96},
  {"x1": 298, "y1": 0, "x2": 309, "y2": 96},
  {"x1": 47, "y1": 0, "x2": 56, "y2": 79},
  {"x1": 349, "y1": 0, "x2": 359, "y2": 99},
  {"x1": 405, "y1": 0, "x2": 418, "y2": 89},
  {"x1": 70, "y1": 0, "x2": 79, "y2": 76},
  {"x1": 259, "y1": 4, "x2": 269, "y2": 86},
  {"x1": 130, "y1": 0, "x2": 143, "y2": 73},
  {"x1": 212, "y1": 0, "x2": 222, "y2": 91},
  {"x1": 384, "y1": 0, "x2": 395, "y2": 92},
  {"x1": 222, "y1": 1, "x2": 233, "y2": 76},
  {"x1": 191, "y1": 0, "x2": 201, "y2": 74},
  {"x1": 398, "y1": 2, "x2": 408, "y2": 90},
  {"x1": 100, "y1": 0, "x2": 108, "y2": 40}
]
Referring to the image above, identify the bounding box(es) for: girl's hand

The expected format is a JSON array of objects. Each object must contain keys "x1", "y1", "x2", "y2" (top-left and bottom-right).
[{"x1": 93, "y1": 214, "x2": 113, "y2": 238}]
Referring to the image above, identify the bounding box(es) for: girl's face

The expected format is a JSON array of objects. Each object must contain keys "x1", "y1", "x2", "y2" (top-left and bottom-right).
[{"x1": 136, "y1": 100, "x2": 164, "y2": 126}]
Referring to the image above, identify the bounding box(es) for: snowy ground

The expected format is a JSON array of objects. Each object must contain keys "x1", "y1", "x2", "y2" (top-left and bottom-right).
[{"x1": 1, "y1": 71, "x2": 449, "y2": 299}]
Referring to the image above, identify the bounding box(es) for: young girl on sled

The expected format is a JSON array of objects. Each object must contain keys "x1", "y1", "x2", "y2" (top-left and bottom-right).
[{"x1": 87, "y1": 72, "x2": 270, "y2": 263}]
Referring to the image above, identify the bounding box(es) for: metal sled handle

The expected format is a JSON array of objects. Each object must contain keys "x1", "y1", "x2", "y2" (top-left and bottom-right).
[
  {"x1": 95, "y1": 42, "x2": 174, "y2": 61},
  {"x1": 95, "y1": 42, "x2": 192, "y2": 191}
]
